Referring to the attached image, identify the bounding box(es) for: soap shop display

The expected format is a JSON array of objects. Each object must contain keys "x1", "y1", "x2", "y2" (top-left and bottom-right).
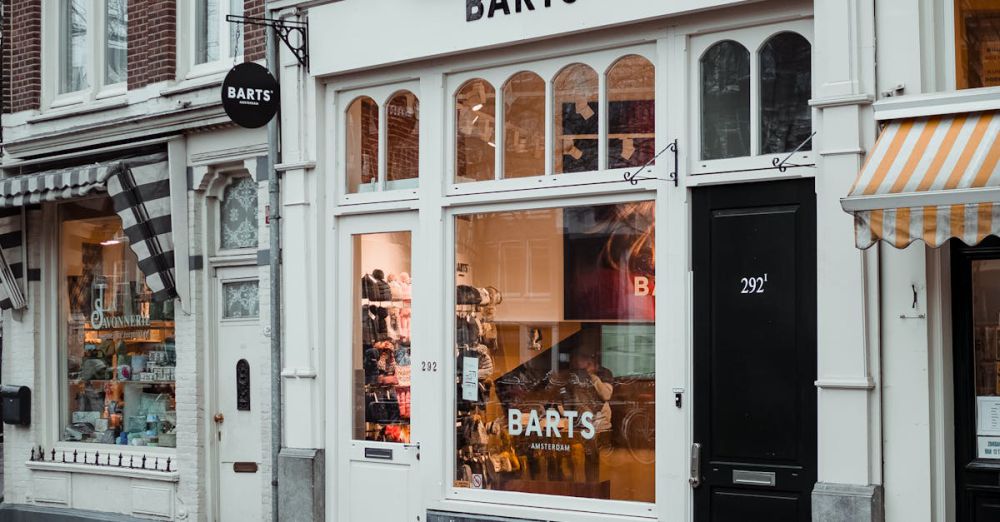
[{"x1": 360, "y1": 269, "x2": 413, "y2": 443}]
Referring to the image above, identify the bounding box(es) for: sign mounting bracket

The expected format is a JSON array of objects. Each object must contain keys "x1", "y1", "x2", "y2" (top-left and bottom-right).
[{"x1": 226, "y1": 15, "x2": 309, "y2": 69}]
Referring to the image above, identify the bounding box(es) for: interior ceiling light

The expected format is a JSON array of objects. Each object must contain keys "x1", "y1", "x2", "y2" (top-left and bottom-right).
[
  {"x1": 101, "y1": 230, "x2": 128, "y2": 246},
  {"x1": 472, "y1": 103, "x2": 484, "y2": 112}
]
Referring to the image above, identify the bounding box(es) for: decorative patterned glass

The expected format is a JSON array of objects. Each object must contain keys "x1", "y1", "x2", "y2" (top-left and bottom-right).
[
  {"x1": 759, "y1": 33, "x2": 812, "y2": 155},
  {"x1": 61, "y1": 0, "x2": 89, "y2": 93},
  {"x1": 455, "y1": 79, "x2": 497, "y2": 183},
  {"x1": 220, "y1": 177, "x2": 258, "y2": 250},
  {"x1": 386, "y1": 91, "x2": 420, "y2": 188},
  {"x1": 701, "y1": 41, "x2": 751, "y2": 160},
  {"x1": 223, "y1": 281, "x2": 260, "y2": 319},
  {"x1": 104, "y1": 0, "x2": 127, "y2": 85},
  {"x1": 236, "y1": 359, "x2": 251, "y2": 411},
  {"x1": 607, "y1": 55, "x2": 655, "y2": 169},
  {"x1": 503, "y1": 72, "x2": 546, "y2": 179},
  {"x1": 347, "y1": 96, "x2": 380, "y2": 193},
  {"x1": 554, "y1": 64, "x2": 599, "y2": 174}
]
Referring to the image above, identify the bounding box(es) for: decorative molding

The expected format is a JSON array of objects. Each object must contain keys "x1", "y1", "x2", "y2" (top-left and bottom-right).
[
  {"x1": 26, "y1": 461, "x2": 180, "y2": 482},
  {"x1": 809, "y1": 93, "x2": 876, "y2": 109},
  {"x1": 274, "y1": 161, "x2": 317, "y2": 172},
  {"x1": 815, "y1": 378, "x2": 876, "y2": 390},
  {"x1": 281, "y1": 368, "x2": 318, "y2": 379}
]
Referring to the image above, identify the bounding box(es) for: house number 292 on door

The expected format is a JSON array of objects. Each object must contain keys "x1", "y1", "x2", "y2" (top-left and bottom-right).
[{"x1": 740, "y1": 274, "x2": 768, "y2": 294}]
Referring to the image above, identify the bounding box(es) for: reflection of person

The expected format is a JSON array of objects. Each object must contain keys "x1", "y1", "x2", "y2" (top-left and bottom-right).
[{"x1": 564, "y1": 345, "x2": 614, "y2": 483}]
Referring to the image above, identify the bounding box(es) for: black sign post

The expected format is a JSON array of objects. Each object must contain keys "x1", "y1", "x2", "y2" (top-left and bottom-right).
[{"x1": 221, "y1": 62, "x2": 280, "y2": 129}]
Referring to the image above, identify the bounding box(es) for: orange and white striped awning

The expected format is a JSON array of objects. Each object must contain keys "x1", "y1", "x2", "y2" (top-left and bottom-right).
[{"x1": 842, "y1": 110, "x2": 1000, "y2": 249}]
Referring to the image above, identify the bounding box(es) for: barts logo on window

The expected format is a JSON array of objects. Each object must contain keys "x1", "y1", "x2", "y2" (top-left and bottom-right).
[
  {"x1": 508, "y1": 408, "x2": 597, "y2": 440},
  {"x1": 467, "y1": 0, "x2": 577, "y2": 22},
  {"x1": 221, "y1": 62, "x2": 280, "y2": 129}
]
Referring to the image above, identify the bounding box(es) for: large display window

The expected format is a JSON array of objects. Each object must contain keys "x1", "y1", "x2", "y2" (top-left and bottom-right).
[
  {"x1": 453, "y1": 202, "x2": 655, "y2": 503},
  {"x1": 61, "y1": 199, "x2": 177, "y2": 447}
]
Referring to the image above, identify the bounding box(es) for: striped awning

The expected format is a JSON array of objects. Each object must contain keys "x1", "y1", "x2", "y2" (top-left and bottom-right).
[
  {"x1": 842, "y1": 110, "x2": 1000, "y2": 249},
  {"x1": 0, "y1": 153, "x2": 177, "y2": 304}
]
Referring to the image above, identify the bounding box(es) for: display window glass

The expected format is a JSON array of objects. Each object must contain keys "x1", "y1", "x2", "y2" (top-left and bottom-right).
[
  {"x1": 61, "y1": 199, "x2": 177, "y2": 447},
  {"x1": 955, "y1": 0, "x2": 1000, "y2": 89},
  {"x1": 387, "y1": 91, "x2": 420, "y2": 189},
  {"x1": 456, "y1": 79, "x2": 498, "y2": 183},
  {"x1": 453, "y1": 202, "x2": 655, "y2": 503},
  {"x1": 353, "y1": 232, "x2": 414, "y2": 443},
  {"x1": 971, "y1": 259, "x2": 1000, "y2": 458},
  {"x1": 346, "y1": 96, "x2": 381, "y2": 194},
  {"x1": 607, "y1": 56, "x2": 656, "y2": 169},
  {"x1": 554, "y1": 64, "x2": 599, "y2": 174},
  {"x1": 503, "y1": 72, "x2": 547, "y2": 179},
  {"x1": 759, "y1": 32, "x2": 812, "y2": 155}
]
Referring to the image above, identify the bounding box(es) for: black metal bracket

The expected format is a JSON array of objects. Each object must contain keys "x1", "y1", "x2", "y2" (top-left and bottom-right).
[
  {"x1": 771, "y1": 131, "x2": 816, "y2": 172},
  {"x1": 623, "y1": 138, "x2": 679, "y2": 187},
  {"x1": 226, "y1": 15, "x2": 309, "y2": 69}
]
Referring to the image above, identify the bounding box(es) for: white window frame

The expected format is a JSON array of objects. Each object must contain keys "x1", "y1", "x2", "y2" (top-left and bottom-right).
[
  {"x1": 444, "y1": 44, "x2": 658, "y2": 196},
  {"x1": 335, "y1": 80, "x2": 422, "y2": 206},
  {"x1": 183, "y1": 0, "x2": 244, "y2": 80},
  {"x1": 43, "y1": 0, "x2": 128, "y2": 111},
  {"x1": 688, "y1": 19, "x2": 814, "y2": 176}
]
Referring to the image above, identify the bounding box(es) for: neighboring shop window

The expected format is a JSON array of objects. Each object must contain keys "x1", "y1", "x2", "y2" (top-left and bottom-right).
[
  {"x1": 104, "y1": 0, "x2": 128, "y2": 85},
  {"x1": 553, "y1": 64, "x2": 599, "y2": 174},
  {"x1": 456, "y1": 79, "x2": 498, "y2": 182},
  {"x1": 387, "y1": 91, "x2": 421, "y2": 188},
  {"x1": 220, "y1": 176, "x2": 258, "y2": 250},
  {"x1": 503, "y1": 72, "x2": 546, "y2": 179},
  {"x1": 61, "y1": 199, "x2": 177, "y2": 447},
  {"x1": 60, "y1": 0, "x2": 89, "y2": 93},
  {"x1": 453, "y1": 202, "x2": 655, "y2": 503},
  {"x1": 759, "y1": 33, "x2": 812, "y2": 155},
  {"x1": 701, "y1": 40, "x2": 750, "y2": 160},
  {"x1": 353, "y1": 232, "x2": 413, "y2": 443},
  {"x1": 607, "y1": 55, "x2": 656, "y2": 169},
  {"x1": 454, "y1": 53, "x2": 655, "y2": 183},
  {"x1": 955, "y1": 0, "x2": 1000, "y2": 89},
  {"x1": 345, "y1": 91, "x2": 421, "y2": 194},
  {"x1": 195, "y1": 0, "x2": 243, "y2": 65},
  {"x1": 972, "y1": 259, "x2": 1000, "y2": 458}
]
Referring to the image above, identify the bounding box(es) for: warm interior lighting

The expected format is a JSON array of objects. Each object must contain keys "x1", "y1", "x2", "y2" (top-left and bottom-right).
[{"x1": 472, "y1": 103, "x2": 484, "y2": 112}]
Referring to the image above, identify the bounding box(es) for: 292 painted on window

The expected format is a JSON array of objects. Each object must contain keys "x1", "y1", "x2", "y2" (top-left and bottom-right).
[{"x1": 740, "y1": 274, "x2": 768, "y2": 294}]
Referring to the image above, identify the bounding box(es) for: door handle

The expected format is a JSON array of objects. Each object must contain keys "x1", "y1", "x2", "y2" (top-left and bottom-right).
[
  {"x1": 689, "y1": 443, "x2": 702, "y2": 488},
  {"x1": 214, "y1": 413, "x2": 225, "y2": 424}
]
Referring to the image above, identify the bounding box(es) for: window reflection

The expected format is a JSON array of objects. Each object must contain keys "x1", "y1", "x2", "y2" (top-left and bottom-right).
[
  {"x1": 760, "y1": 33, "x2": 812, "y2": 155},
  {"x1": 387, "y1": 91, "x2": 420, "y2": 189},
  {"x1": 503, "y1": 72, "x2": 546, "y2": 179},
  {"x1": 456, "y1": 79, "x2": 497, "y2": 183},
  {"x1": 346, "y1": 96, "x2": 380, "y2": 194},
  {"x1": 554, "y1": 64, "x2": 599, "y2": 174},
  {"x1": 956, "y1": 0, "x2": 1000, "y2": 89},
  {"x1": 607, "y1": 56, "x2": 655, "y2": 169},
  {"x1": 701, "y1": 41, "x2": 750, "y2": 160}
]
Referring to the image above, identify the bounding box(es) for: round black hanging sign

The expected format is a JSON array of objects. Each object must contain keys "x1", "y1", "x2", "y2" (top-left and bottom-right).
[{"x1": 221, "y1": 62, "x2": 280, "y2": 129}]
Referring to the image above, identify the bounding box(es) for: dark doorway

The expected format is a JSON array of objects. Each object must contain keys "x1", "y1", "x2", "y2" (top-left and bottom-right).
[
  {"x1": 952, "y1": 237, "x2": 1000, "y2": 522},
  {"x1": 692, "y1": 179, "x2": 817, "y2": 522}
]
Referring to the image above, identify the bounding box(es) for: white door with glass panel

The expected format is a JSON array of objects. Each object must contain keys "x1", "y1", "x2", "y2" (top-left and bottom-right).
[
  {"x1": 214, "y1": 266, "x2": 264, "y2": 522},
  {"x1": 335, "y1": 213, "x2": 420, "y2": 522}
]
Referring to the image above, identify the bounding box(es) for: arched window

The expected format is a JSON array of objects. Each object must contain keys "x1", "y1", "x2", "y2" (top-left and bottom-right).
[
  {"x1": 553, "y1": 64, "x2": 599, "y2": 174},
  {"x1": 386, "y1": 91, "x2": 420, "y2": 188},
  {"x1": 701, "y1": 41, "x2": 750, "y2": 160},
  {"x1": 607, "y1": 55, "x2": 655, "y2": 169},
  {"x1": 503, "y1": 72, "x2": 546, "y2": 179},
  {"x1": 346, "y1": 96, "x2": 379, "y2": 193},
  {"x1": 760, "y1": 33, "x2": 811, "y2": 155},
  {"x1": 455, "y1": 79, "x2": 496, "y2": 183}
]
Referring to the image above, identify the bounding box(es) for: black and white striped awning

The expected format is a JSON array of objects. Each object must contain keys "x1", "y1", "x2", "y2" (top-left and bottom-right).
[{"x1": 0, "y1": 153, "x2": 177, "y2": 308}]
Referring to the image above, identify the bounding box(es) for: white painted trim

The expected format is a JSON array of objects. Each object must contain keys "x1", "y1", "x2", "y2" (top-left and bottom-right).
[
  {"x1": 815, "y1": 378, "x2": 876, "y2": 390},
  {"x1": 872, "y1": 87, "x2": 1000, "y2": 121},
  {"x1": 841, "y1": 187, "x2": 1000, "y2": 212},
  {"x1": 26, "y1": 461, "x2": 180, "y2": 482}
]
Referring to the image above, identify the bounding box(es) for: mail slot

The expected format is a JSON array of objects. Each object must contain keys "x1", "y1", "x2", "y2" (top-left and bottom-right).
[
  {"x1": 1, "y1": 385, "x2": 30, "y2": 426},
  {"x1": 364, "y1": 448, "x2": 393, "y2": 461},
  {"x1": 233, "y1": 462, "x2": 258, "y2": 473},
  {"x1": 732, "y1": 470, "x2": 776, "y2": 487}
]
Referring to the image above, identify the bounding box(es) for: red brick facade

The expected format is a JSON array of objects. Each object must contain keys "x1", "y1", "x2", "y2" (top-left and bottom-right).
[
  {"x1": 244, "y1": 0, "x2": 265, "y2": 62},
  {"x1": 127, "y1": 0, "x2": 176, "y2": 90},
  {"x1": 1, "y1": 0, "x2": 42, "y2": 114}
]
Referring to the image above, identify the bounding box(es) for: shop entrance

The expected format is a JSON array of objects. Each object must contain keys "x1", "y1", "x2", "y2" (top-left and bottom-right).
[
  {"x1": 952, "y1": 238, "x2": 1000, "y2": 522},
  {"x1": 213, "y1": 265, "x2": 265, "y2": 521},
  {"x1": 691, "y1": 179, "x2": 817, "y2": 522},
  {"x1": 335, "y1": 212, "x2": 420, "y2": 522}
]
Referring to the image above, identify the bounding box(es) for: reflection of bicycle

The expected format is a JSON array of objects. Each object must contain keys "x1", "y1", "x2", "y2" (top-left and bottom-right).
[{"x1": 619, "y1": 404, "x2": 655, "y2": 464}]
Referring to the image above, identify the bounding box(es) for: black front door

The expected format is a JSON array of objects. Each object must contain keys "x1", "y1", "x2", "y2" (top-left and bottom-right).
[
  {"x1": 692, "y1": 179, "x2": 817, "y2": 522},
  {"x1": 952, "y1": 238, "x2": 1000, "y2": 522}
]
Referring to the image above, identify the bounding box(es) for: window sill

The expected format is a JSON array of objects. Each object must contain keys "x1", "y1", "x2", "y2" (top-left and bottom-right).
[
  {"x1": 26, "y1": 460, "x2": 179, "y2": 482},
  {"x1": 873, "y1": 86, "x2": 1000, "y2": 121},
  {"x1": 690, "y1": 151, "x2": 814, "y2": 176},
  {"x1": 446, "y1": 168, "x2": 658, "y2": 197},
  {"x1": 160, "y1": 71, "x2": 227, "y2": 97},
  {"x1": 29, "y1": 97, "x2": 130, "y2": 124}
]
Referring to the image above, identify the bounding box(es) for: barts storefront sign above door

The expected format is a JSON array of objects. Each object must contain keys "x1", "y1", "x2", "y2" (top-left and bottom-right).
[
  {"x1": 467, "y1": 0, "x2": 577, "y2": 22},
  {"x1": 221, "y1": 62, "x2": 280, "y2": 129}
]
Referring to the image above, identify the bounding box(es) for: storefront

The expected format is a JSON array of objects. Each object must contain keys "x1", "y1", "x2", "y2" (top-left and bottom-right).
[{"x1": 273, "y1": 0, "x2": 831, "y2": 520}]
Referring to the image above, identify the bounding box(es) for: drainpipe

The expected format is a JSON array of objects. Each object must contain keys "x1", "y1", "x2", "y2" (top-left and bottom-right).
[{"x1": 265, "y1": 18, "x2": 283, "y2": 522}]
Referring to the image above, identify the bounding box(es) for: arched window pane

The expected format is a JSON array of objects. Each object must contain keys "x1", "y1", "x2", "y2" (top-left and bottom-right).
[
  {"x1": 387, "y1": 91, "x2": 420, "y2": 189},
  {"x1": 503, "y1": 72, "x2": 546, "y2": 179},
  {"x1": 760, "y1": 33, "x2": 812, "y2": 155},
  {"x1": 607, "y1": 55, "x2": 655, "y2": 169},
  {"x1": 221, "y1": 176, "x2": 258, "y2": 250},
  {"x1": 554, "y1": 64, "x2": 599, "y2": 174},
  {"x1": 346, "y1": 96, "x2": 379, "y2": 193},
  {"x1": 456, "y1": 79, "x2": 496, "y2": 183},
  {"x1": 701, "y1": 41, "x2": 750, "y2": 160}
]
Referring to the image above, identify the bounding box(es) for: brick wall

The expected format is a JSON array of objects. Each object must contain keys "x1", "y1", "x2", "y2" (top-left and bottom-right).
[
  {"x1": 127, "y1": 0, "x2": 175, "y2": 89},
  {"x1": 244, "y1": 0, "x2": 265, "y2": 62},
  {"x1": 1, "y1": 0, "x2": 42, "y2": 114}
]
